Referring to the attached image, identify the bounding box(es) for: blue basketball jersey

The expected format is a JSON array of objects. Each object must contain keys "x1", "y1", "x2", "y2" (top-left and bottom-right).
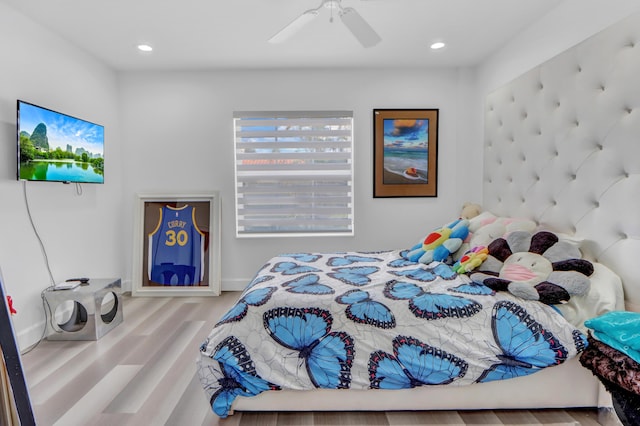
[{"x1": 148, "y1": 205, "x2": 205, "y2": 286}]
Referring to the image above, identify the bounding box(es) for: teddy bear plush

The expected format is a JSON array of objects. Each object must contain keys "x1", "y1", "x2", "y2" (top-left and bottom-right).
[
  {"x1": 470, "y1": 230, "x2": 593, "y2": 305},
  {"x1": 460, "y1": 202, "x2": 482, "y2": 220}
]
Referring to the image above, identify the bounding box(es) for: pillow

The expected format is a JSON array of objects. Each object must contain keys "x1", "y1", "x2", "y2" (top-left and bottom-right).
[
  {"x1": 454, "y1": 214, "x2": 536, "y2": 261},
  {"x1": 584, "y1": 310, "x2": 640, "y2": 363},
  {"x1": 555, "y1": 262, "x2": 624, "y2": 332},
  {"x1": 470, "y1": 230, "x2": 593, "y2": 305},
  {"x1": 535, "y1": 222, "x2": 585, "y2": 250},
  {"x1": 467, "y1": 211, "x2": 498, "y2": 233}
]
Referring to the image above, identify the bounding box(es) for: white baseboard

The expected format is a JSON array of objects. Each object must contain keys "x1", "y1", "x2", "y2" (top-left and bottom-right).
[
  {"x1": 121, "y1": 278, "x2": 245, "y2": 293},
  {"x1": 17, "y1": 303, "x2": 80, "y2": 352},
  {"x1": 17, "y1": 320, "x2": 48, "y2": 353},
  {"x1": 222, "y1": 278, "x2": 250, "y2": 292},
  {"x1": 120, "y1": 279, "x2": 132, "y2": 293}
]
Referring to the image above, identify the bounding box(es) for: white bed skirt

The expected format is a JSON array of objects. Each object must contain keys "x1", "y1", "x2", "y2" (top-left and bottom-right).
[{"x1": 229, "y1": 357, "x2": 610, "y2": 414}]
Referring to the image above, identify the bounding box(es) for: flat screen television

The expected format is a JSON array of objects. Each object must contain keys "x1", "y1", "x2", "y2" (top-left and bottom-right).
[{"x1": 17, "y1": 100, "x2": 104, "y2": 183}]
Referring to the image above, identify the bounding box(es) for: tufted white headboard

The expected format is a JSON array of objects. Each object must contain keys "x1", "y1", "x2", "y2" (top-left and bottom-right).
[{"x1": 483, "y1": 13, "x2": 640, "y2": 311}]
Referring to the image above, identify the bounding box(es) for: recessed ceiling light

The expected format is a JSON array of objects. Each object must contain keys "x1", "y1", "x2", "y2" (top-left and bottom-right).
[
  {"x1": 137, "y1": 44, "x2": 153, "y2": 52},
  {"x1": 430, "y1": 42, "x2": 446, "y2": 50}
]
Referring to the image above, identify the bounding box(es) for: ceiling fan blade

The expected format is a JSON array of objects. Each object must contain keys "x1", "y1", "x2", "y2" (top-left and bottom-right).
[
  {"x1": 269, "y1": 10, "x2": 319, "y2": 44},
  {"x1": 339, "y1": 7, "x2": 381, "y2": 48}
]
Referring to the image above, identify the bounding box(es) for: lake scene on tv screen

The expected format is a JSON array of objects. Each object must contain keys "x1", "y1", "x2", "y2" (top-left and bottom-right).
[{"x1": 18, "y1": 101, "x2": 104, "y2": 183}]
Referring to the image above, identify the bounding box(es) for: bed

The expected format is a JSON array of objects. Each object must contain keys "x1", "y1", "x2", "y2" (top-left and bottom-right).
[
  {"x1": 198, "y1": 247, "x2": 618, "y2": 418},
  {"x1": 197, "y1": 12, "x2": 640, "y2": 417}
]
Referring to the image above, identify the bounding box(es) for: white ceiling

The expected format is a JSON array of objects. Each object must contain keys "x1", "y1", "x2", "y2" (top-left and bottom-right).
[{"x1": 2, "y1": 0, "x2": 563, "y2": 71}]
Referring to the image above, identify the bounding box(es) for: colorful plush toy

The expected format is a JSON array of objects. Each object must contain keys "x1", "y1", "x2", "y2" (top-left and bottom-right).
[
  {"x1": 452, "y1": 246, "x2": 489, "y2": 273},
  {"x1": 470, "y1": 231, "x2": 593, "y2": 305},
  {"x1": 405, "y1": 219, "x2": 470, "y2": 265}
]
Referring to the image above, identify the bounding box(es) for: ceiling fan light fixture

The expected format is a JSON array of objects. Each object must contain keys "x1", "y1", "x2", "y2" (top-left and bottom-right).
[
  {"x1": 269, "y1": 10, "x2": 319, "y2": 44},
  {"x1": 323, "y1": 0, "x2": 340, "y2": 9},
  {"x1": 340, "y1": 7, "x2": 381, "y2": 48},
  {"x1": 269, "y1": 0, "x2": 381, "y2": 48}
]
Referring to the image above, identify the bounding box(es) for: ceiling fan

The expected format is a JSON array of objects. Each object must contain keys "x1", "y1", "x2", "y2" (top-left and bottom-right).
[{"x1": 269, "y1": 0, "x2": 382, "y2": 48}]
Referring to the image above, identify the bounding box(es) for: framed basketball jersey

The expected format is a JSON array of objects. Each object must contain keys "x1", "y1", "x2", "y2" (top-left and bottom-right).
[
  {"x1": 133, "y1": 193, "x2": 221, "y2": 296},
  {"x1": 148, "y1": 204, "x2": 204, "y2": 286}
]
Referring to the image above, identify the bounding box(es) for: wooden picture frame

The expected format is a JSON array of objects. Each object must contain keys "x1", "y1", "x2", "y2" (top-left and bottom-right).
[
  {"x1": 373, "y1": 109, "x2": 439, "y2": 197},
  {"x1": 132, "y1": 193, "x2": 221, "y2": 296}
]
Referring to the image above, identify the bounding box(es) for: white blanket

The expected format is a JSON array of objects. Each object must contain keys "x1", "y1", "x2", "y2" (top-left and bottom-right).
[{"x1": 197, "y1": 250, "x2": 587, "y2": 417}]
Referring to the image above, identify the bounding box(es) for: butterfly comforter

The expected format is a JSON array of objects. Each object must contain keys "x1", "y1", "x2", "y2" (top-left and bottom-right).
[{"x1": 197, "y1": 250, "x2": 588, "y2": 418}]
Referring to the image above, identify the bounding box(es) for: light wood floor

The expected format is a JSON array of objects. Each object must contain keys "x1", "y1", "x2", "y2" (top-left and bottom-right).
[{"x1": 21, "y1": 292, "x2": 618, "y2": 426}]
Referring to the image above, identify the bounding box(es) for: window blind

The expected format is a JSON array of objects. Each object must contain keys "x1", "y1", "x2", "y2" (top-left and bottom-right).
[{"x1": 234, "y1": 111, "x2": 354, "y2": 237}]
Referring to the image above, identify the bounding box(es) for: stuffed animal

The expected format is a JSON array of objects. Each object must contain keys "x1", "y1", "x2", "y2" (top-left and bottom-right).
[
  {"x1": 454, "y1": 213, "x2": 537, "y2": 261},
  {"x1": 405, "y1": 219, "x2": 470, "y2": 264},
  {"x1": 460, "y1": 202, "x2": 482, "y2": 220},
  {"x1": 470, "y1": 231, "x2": 593, "y2": 305},
  {"x1": 452, "y1": 246, "x2": 489, "y2": 274}
]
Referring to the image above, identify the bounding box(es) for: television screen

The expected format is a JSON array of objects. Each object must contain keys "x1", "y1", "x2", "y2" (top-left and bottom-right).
[{"x1": 17, "y1": 100, "x2": 104, "y2": 183}]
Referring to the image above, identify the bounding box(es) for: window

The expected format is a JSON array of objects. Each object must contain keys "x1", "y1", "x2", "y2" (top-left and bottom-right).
[{"x1": 234, "y1": 111, "x2": 354, "y2": 237}]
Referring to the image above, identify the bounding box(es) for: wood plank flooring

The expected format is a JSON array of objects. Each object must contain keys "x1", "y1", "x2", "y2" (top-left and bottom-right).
[{"x1": 21, "y1": 293, "x2": 620, "y2": 425}]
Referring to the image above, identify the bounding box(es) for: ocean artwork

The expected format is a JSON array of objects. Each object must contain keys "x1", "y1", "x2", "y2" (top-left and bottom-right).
[{"x1": 382, "y1": 118, "x2": 429, "y2": 184}]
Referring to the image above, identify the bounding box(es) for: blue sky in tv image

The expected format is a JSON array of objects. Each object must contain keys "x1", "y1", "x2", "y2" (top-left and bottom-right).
[{"x1": 18, "y1": 101, "x2": 104, "y2": 155}]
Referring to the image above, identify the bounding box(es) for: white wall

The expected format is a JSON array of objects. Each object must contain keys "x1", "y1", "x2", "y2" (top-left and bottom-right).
[
  {"x1": 0, "y1": 3, "x2": 123, "y2": 348},
  {"x1": 118, "y1": 1, "x2": 640, "y2": 294},
  {"x1": 3, "y1": 0, "x2": 640, "y2": 349},
  {"x1": 119, "y1": 68, "x2": 475, "y2": 291},
  {"x1": 478, "y1": 0, "x2": 640, "y2": 96}
]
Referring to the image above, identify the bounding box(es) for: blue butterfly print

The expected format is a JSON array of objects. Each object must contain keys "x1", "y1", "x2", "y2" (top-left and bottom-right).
[
  {"x1": 263, "y1": 307, "x2": 354, "y2": 389},
  {"x1": 271, "y1": 261, "x2": 321, "y2": 275},
  {"x1": 245, "y1": 274, "x2": 275, "y2": 291},
  {"x1": 279, "y1": 253, "x2": 322, "y2": 263},
  {"x1": 398, "y1": 249, "x2": 412, "y2": 259},
  {"x1": 200, "y1": 337, "x2": 210, "y2": 353},
  {"x1": 387, "y1": 257, "x2": 417, "y2": 268},
  {"x1": 573, "y1": 329, "x2": 588, "y2": 353},
  {"x1": 476, "y1": 301, "x2": 568, "y2": 383},
  {"x1": 327, "y1": 255, "x2": 382, "y2": 267},
  {"x1": 431, "y1": 263, "x2": 457, "y2": 279},
  {"x1": 217, "y1": 287, "x2": 277, "y2": 325},
  {"x1": 336, "y1": 289, "x2": 395, "y2": 329},
  {"x1": 449, "y1": 282, "x2": 495, "y2": 296},
  {"x1": 201, "y1": 336, "x2": 280, "y2": 418},
  {"x1": 384, "y1": 281, "x2": 482, "y2": 320},
  {"x1": 369, "y1": 335, "x2": 468, "y2": 389},
  {"x1": 283, "y1": 274, "x2": 334, "y2": 295},
  {"x1": 391, "y1": 267, "x2": 437, "y2": 282},
  {"x1": 390, "y1": 263, "x2": 457, "y2": 282},
  {"x1": 328, "y1": 266, "x2": 379, "y2": 286}
]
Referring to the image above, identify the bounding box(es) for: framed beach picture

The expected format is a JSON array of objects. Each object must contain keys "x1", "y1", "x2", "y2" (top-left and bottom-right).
[
  {"x1": 373, "y1": 109, "x2": 439, "y2": 197},
  {"x1": 132, "y1": 193, "x2": 221, "y2": 296}
]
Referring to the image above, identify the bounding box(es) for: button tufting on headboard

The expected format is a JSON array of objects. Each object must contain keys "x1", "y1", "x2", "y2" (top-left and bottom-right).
[{"x1": 484, "y1": 13, "x2": 640, "y2": 311}]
